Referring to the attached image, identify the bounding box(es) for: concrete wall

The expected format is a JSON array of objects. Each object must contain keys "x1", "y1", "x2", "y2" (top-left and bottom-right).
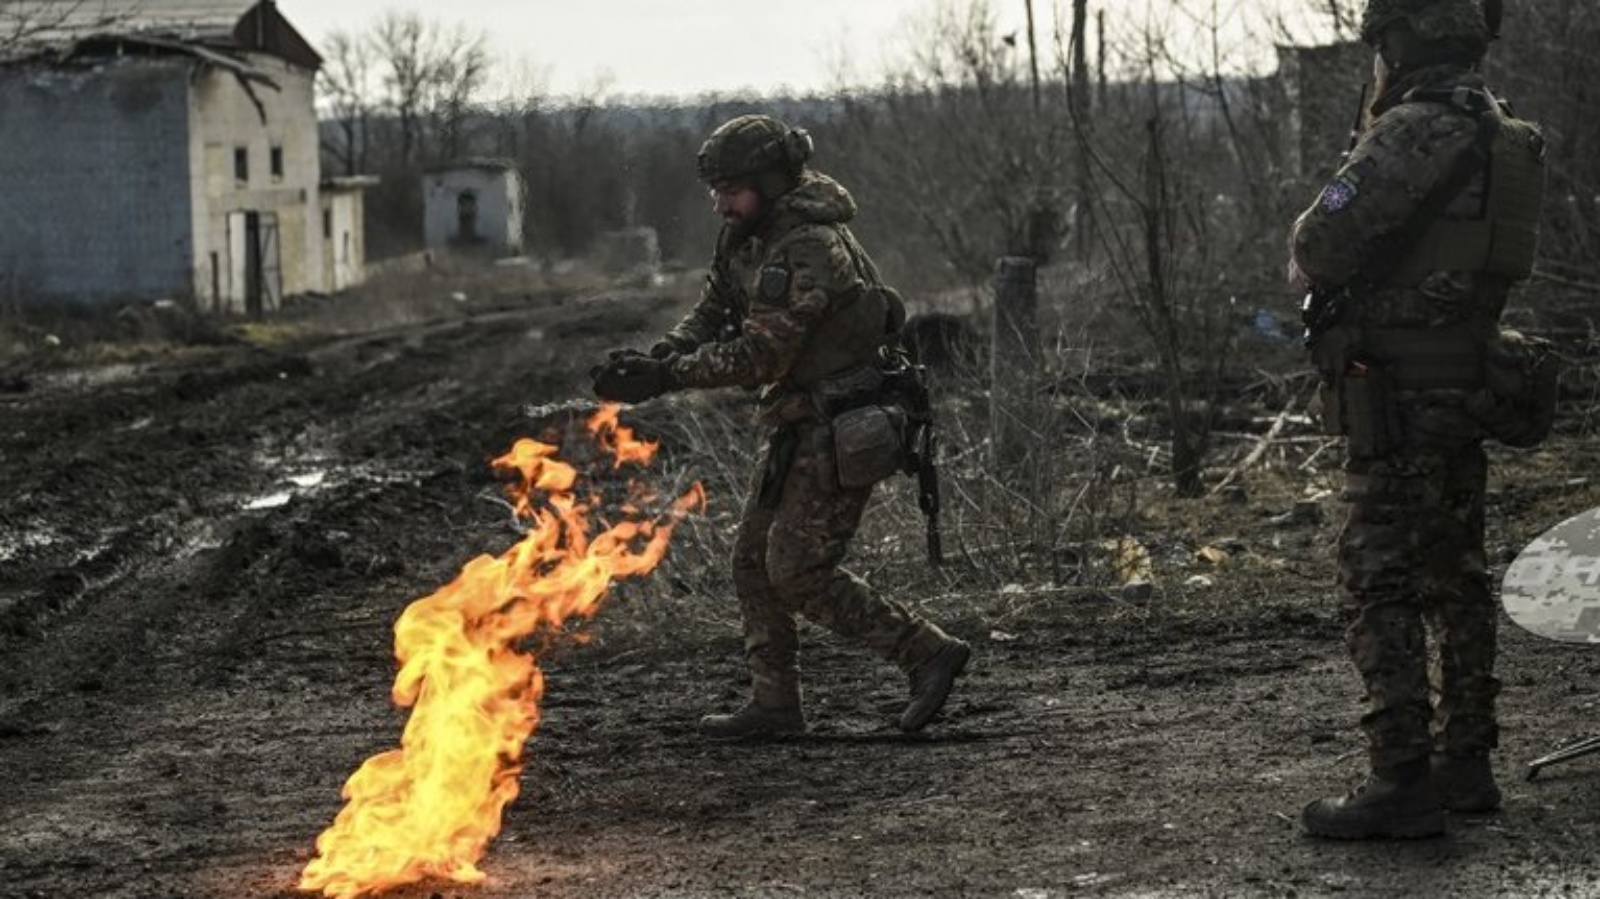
[
  {"x1": 189, "y1": 54, "x2": 322, "y2": 313},
  {"x1": 423, "y1": 166, "x2": 524, "y2": 256},
  {"x1": 0, "y1": 50, "x2": 329, "y2": 311},
  {"x1": 1278, "y1": 41, "x2": 1372, "y2": 185},
  {"x1": 0, "y1": 58, "x2": 194, "y2": 306},
  {"x1": 321, "y1": 189, "x2": 365, "y2": 292}
]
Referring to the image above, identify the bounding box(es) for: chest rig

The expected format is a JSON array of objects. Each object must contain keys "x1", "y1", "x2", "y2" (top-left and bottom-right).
[
  {"x1": 1385, "y1": 87, "x2": 1546, "y2": 286},
  {"x1": 720, "y1": 223, "x2": 905, "y2": 391}
]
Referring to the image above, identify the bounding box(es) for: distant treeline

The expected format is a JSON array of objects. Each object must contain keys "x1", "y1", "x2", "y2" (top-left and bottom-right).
[{"x1": 319, "y1": 4, "x2": 1600, "y2": 300}]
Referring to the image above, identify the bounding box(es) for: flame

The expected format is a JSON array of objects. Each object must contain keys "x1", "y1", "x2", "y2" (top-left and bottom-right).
[
  {"x1": 586, "y1": 402, "x2": 658, "y2": 469},
  {"x1": 299, "y1": 404, "x2": 703, "y2": 899}
]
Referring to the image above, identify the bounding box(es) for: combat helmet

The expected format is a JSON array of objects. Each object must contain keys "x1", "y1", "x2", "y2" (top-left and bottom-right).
[
  {"x1": 696, "y1": 114, "x2": 814, "y2": 198},
  {"x1": 1360, "y1": 0, "x2": 1493, "y2": 47}
]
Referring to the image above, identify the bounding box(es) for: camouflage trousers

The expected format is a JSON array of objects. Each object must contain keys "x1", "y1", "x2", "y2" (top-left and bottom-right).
[
  {"x1": 730, "y1": 420, "x2": 949, "y2": 709},
  {"x1": 1339, "y1": 429, "x2": 1498, "y2": 770}
]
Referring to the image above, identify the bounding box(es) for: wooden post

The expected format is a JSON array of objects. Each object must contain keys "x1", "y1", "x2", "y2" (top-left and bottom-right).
[{"x1": 990, "y1": 256, "x2": 1040, "y2": 472}]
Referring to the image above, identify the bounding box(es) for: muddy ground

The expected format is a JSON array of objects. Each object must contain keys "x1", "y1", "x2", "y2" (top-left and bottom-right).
[{"x1": 2, "y1": 270, "x2": 1599, "y2": 899}]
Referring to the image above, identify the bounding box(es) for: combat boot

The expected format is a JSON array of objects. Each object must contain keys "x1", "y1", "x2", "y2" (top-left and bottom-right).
[
  {"x1": 1432, "y1": 753, "x2": 1501, "y2": 813},
  {"x1": 1301, "y1": 760, "x2": 1445, "y2": 839},
  {"x1": 899, "y1": 638, "x2": 970, "y2": 732},
  {"x1": 699, "y1": 701, "x2": 804, "y2": 738}
]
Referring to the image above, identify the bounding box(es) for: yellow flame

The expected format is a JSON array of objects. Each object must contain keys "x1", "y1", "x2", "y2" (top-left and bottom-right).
[{"x1": 299, "y1": 404, "x2": 702, "y2": 898}]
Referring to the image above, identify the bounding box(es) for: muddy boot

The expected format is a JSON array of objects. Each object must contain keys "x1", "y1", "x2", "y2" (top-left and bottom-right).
[
  {"x1": 698, "y1": 701, "x2": 805, "y2": 738},
  {"x1": 700, "y1": 660, "x2": 803, "y2": 739},
  {"x1": 1301, "y1": 760, "x2": 1445, "y2": 839},
  {"x1": 899, "y1": 638, "x2": 970, "y2": 732},
  {"x1": 1432, "y1": 753, "x2": 1501, "y2": 813}
]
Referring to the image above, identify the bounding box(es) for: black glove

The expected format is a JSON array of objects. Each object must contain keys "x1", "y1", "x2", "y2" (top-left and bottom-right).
[
  {"x1": 648, "y1": 339, "x2": 683, "y2": 360},
  {"x1": 606, "y1": 346, "x2": 650, "y2": 363},
  {"x1": 591, "y1": 356, "x2": 677, "y2": 404}
]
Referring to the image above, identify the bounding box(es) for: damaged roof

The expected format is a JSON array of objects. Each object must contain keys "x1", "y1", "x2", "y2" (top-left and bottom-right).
[{"x1": 0, "y1": 0, "x2": 321, "y2": 69}]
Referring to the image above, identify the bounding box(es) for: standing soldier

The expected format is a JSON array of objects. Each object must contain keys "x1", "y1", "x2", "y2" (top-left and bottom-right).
[
  {"x1": 589, "y1": 114, "x2": 970, "y2": 737},
  {"x1": 1291, "y1": 0, "x2": 1550, "y2": 838}
]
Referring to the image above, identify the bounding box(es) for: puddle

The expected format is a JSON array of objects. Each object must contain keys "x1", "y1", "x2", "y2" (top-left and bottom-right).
[
  {"x1": 243, "y1": 491, "x2": 295, "y2": 511},
  {"x1": 241, "y1": 466, "x2": 331, "y2": 511},
  {"x1": 0, "y1": 527, "x2": 60, "y2": 564},
  {"x1": 35, "y1": 363, "x2": 150, "y2": 391}
]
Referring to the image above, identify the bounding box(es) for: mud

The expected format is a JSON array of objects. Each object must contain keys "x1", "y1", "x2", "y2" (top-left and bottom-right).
[{"x1": 2, "y1": 280, "x2": 1599, "y2": 899}]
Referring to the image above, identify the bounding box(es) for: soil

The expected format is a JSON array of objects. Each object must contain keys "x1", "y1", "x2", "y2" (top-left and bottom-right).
[{"x1": 2, "y1": 272, "x2": 1599, "y2": 899}]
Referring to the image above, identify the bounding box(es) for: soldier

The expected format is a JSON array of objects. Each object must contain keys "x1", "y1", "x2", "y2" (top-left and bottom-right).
[
  {"x1": 589, "y1": 114, "x2": 971, "y2": 737},
  {"x1": 1290, "y1": 0, "x2": 1547, "y2": 838}
]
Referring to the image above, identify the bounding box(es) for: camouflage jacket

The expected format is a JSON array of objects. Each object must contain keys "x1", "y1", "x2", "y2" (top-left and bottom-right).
[
  {"x1": 1290, "y1": 65, "x2": 1513, "y2": 330},
  {"x1": 664, "y1": 171, "x2": 890, "y2": 400}
]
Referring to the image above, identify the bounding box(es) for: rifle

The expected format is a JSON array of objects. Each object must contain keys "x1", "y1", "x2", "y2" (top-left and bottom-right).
[
  {"x1": 1300, "y1": 81, "x2": 1370, "y2": 349},
  {"x1": 883, "y1": 356, "x2": 943, "y2": 566}
]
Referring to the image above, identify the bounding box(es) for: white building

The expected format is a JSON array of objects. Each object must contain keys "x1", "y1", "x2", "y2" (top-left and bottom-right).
[
  {"x1": 423, "y1": 159, "x2": 525, "y2": 258},
  {"x1": 0, "y1": 0, "x2": 371, "y2": 313}
]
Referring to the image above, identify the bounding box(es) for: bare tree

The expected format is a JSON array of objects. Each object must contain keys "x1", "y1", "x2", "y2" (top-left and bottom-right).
[
  {"x1": 830, "y1": 0, "x2": 1072, "y2": 285},
  {"x1": 369, "y1": 12, "x2": 490, "y2": 169},
  {"x1": 1494, "y1": 0, "x2": 1600, "y2": 288},
  {"x1": 1068, "y1": 0, "x2": 1093, "y2": 257},
  {"x1": 1063, "y1": 0, "x2": 1297, "y2": 496},
  {"x1": 317, "y1": 31, "x2": 374, "y2": 177},
  {"x1": 0, "y1": 1, "x2": 132, "y2": 54}
]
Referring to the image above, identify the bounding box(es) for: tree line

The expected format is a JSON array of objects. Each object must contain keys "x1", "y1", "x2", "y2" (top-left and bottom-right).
[{"x1": 319, "y1": 0, "x2": 1597, "y2": 497}]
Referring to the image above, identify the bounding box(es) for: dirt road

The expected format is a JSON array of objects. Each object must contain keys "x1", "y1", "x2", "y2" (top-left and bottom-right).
[{"x1": 2, "y1": 282, "x2": 1598, "y2": 899}]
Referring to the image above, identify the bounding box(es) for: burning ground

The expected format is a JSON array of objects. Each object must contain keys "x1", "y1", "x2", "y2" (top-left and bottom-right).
[{"x1": 2, "y1": 274, "x2": 1599, "y2": 899}]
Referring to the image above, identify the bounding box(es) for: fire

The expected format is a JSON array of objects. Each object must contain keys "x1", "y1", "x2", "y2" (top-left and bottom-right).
[{"x1": 299, "y1": 404, "x2": 703, "y2": 899}]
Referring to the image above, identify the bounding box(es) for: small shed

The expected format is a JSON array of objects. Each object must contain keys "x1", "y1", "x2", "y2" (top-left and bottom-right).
[
  {"x1": 422, "y1": 159, "x2": 524, "y2": 257},
  {"x1": 321, "y1": 175, "x2": 377, "y2": 292}
]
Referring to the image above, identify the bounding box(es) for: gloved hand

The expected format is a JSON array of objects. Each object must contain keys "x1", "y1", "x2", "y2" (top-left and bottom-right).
[
  {"x1": 648, "y1": 339, "x2": 683, "y2": 360},
  {"x1": 591, "y1": 355, "x2": 678, "y2": 404}
]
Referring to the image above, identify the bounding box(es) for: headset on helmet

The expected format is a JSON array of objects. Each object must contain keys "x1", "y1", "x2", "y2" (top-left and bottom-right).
[
  {"x1": 1359, "y1": 0, "x2": 1493, "y2": 47},
  {"x1": 696, "y1": 115, "x2": 814, "y2": 187}
]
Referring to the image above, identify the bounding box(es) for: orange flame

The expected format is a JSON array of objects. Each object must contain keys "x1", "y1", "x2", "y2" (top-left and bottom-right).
[{"x1": 299, "y1": 404, "x2": 703, "y2": 899}]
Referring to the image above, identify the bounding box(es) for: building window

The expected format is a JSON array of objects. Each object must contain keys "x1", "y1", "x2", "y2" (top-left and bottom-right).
[
  {"x1": 322, "y1": 208, "x2": 332, "y2": 239},
  {"x1": 270, "y1": 145, "x2": 284, "y2": 181},
  {"x1": 234, "y1": 147, "x2": 248, "y2": 184}
]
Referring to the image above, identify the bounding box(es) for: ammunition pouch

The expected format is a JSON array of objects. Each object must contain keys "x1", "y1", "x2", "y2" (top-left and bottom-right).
[
  {"x1": 1466, "y1": 328, "x2": 1560, "y2": 447},
  {"x1": 1323, "y1": 358, "x2": 1402, "y2": 459},
  {"x1": 1313, "y1": 323, "x2": 1490, "y2": 458},
  {"x1": 810, "y1": 360, "x2": 939, "y2": 490},
  {"x1": 832, "y1": 404, "x2": 908, "y2": 489},
  {"x1": 808, "y1": 365, "x2": 902, "y2": 489},
  {"x1": 810, "y1": 365, "x2": 884, "y2": 417}
]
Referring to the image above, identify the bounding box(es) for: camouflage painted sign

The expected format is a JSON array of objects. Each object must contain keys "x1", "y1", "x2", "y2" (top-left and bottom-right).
[{"x1": 1501, "y1": 506, "x2": 1600, "y2": 643}]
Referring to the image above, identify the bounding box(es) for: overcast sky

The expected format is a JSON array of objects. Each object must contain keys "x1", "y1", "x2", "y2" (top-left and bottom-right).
[{"x1": 274, "y1": 1, "x2": 1338, "y2": 102}]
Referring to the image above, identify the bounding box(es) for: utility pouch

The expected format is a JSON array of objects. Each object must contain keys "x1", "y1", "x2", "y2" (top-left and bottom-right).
[
  {"x1": 811, "y1": 365, "x2": 885, "y2": 417},
  {"x1": 831, "y1": 404, "x2": 906, "y2": 489},
  {"x1": 1337, "y1": 359, "x2": 1400, "y2": 459},
  {"x1": 1468, "y1": 328, "x2": 1560, "y2": 448}
]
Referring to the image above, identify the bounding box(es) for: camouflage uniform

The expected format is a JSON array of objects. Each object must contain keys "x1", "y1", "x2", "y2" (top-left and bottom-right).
[
  {"x1": 1292, "y1": 57, "x2": 1543, "y2": 774},
  {"x1": 664, "y1": 169, "x2": 957, "y2": 717}
]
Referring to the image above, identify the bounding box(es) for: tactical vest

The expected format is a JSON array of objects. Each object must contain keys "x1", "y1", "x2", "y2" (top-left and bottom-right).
[
  {"x1": 1387, "y1": 93, "x2": 1545, "y2": 285},
  {"x1": 777, "y1": 225, "x2": 905, "y2": 388}
]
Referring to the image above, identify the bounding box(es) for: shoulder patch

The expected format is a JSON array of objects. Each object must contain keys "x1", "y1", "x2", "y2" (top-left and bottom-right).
[
  {"x1": 758, "y1": 264, "x2": 792, "y2": 301},
  {"x1": 1318, "y1": 178, "x2": 1358, "y2": 214},
  {"x1": 1317, "y1": 159, "x2": 1374, "y2": 215}
]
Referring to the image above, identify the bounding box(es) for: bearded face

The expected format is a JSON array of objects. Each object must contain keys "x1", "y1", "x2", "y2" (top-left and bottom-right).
[{"x1": 709, "y1": 180, "x2": 765, "y2": 237}]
